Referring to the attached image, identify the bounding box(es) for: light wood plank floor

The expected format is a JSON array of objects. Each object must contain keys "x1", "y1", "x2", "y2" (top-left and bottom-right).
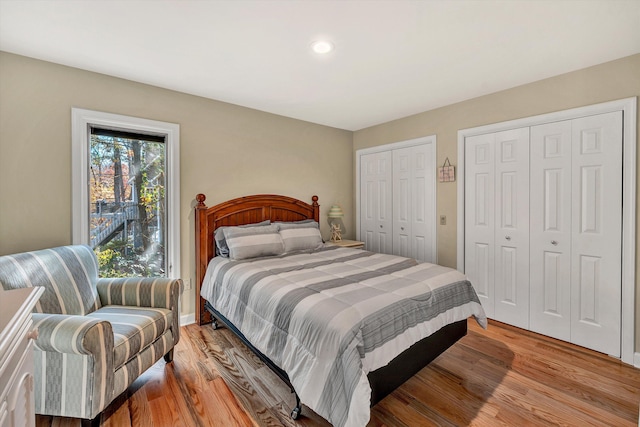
[{"x1": 37, "y1": 319, "x2": 640, "y2": 427}]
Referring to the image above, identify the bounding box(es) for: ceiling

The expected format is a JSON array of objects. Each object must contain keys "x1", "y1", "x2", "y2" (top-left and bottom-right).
[{"x1": 1, "y1": 0, "x2": 639, "y2": 131}]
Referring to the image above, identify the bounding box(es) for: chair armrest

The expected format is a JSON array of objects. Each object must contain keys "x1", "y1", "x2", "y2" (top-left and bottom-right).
[
  {"x1": 32, "y1": 313, "x2": 114, "y2": 356},
  {"x1": 32, "y1": 313, "x2": 116, "y2": 420},
  {"x1": 96, "y1": 277, "x2": 182, "y2": 310},
  {"x1": 96, "y1": 277, "x2": 182, "y2": 347}
]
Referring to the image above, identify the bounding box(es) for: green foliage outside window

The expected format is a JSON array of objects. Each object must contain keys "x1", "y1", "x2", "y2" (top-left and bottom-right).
[{"x1": 90, "y1": 132, "x2": 166, "y2": 278}]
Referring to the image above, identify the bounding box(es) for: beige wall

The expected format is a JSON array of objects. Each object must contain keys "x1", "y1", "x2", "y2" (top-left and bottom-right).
[
  {"x1": 0, "y1": 52, "x2": 354, "y2": 316},
  {"x1": 1, "y1": 51, "x2": 638, "y2": 350},
  {"x1": 354, "y1": 53, "x2": 640, "y2": 351}
]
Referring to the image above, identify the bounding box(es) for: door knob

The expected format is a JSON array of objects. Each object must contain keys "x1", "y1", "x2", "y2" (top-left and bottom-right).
[
  {"x1": 505, "y1": 236, "x2": 511, "y2": 241},
  {"x1": 401, "y1": 227, "x2": 405, "y2": 231},
  {"x1": 379, "y1": 225, "x2": 383, "y2": 228},
  {"x1": 551, "y1": 240, "x2": 558, "y2": 245}
]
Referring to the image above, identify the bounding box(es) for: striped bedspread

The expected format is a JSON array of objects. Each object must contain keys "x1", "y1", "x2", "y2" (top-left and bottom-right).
[{"x1": 201, "y1": 246, "x2": 487, "y2": 427}]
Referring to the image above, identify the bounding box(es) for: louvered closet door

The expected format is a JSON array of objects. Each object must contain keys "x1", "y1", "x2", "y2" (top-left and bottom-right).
[
  {"x1": 464, "y1": 133, "x2": 496, "y2": 318},
  {"x1": 360, "y1": 151, "x2": 393, "y2": 254},
  {"x1": 493, "y1": 128, "x2": 530, "y2": 329},
  {"x1": 530, "y1": 120, "x2": 572, "y2": 341},
  {"x1": 392, "y1": 144, "x2": 435, "y2": 262},
  {"x1": 571, "y1": 111, "x2": 622, "y2": 356}
]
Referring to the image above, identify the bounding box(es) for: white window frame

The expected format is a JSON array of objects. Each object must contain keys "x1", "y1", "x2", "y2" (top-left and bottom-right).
[{"x1": 71, "y1": 108, "x2": 181, "y2": 279}]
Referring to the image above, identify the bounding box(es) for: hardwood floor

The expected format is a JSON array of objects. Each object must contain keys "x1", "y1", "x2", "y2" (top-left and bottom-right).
[{"x1": 36, "y1": 319, "x2": 640, "y2": 427}]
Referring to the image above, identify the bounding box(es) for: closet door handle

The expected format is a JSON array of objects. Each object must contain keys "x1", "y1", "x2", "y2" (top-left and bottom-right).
[{"x1": 551, "y1": 240, "x2": 558, "y2": 246}]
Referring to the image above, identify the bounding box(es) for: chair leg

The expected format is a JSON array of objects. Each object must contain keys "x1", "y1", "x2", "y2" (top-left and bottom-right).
[
  {"x1": 81, "y1": 414, "x2": 100, "y2": 427},
  {"x1": 163, "y1": 349, "x2": 174, "y2": 363}
]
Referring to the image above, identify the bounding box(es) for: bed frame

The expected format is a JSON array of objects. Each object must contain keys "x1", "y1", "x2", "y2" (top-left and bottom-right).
[{"x1": 194, "y1": 193, "x2": 467, "y2": 418}]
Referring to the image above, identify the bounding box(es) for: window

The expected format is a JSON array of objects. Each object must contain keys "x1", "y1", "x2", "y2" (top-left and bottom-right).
[{"x1": 72, "y1": 109, "x2": 180, "y2": 279}]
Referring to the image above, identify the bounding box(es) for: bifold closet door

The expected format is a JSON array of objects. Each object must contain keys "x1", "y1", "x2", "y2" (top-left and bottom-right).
[
  {"x1": 360, "y1": 151, "x2": 393, "y2": 254},
  {"x1": 464, "y1": 133, "x2": 496, "y2": 317},
  {"x1": 530, "y1": 120, "x2": 572, "y2": 342},
  {"x1": 493, "y1": 128, "x2": 530, "y2": 329},
  {"x1": 570, "y1": 112, "x2": 622, "y2": 356},
  {"x1": 465, "y1": 128, "x2": 530, "y2": 328},
  {"x1": 530, "y1": 111, "x2": 622, "y2": 356},
  {"x1": 392, "y1": 144, "x2": 435, "y2": 262}
]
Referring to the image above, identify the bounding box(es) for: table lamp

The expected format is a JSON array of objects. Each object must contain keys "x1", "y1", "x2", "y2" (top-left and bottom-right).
[{"x1": 328, "y1": 204, "x2": 344, "y2": 242}]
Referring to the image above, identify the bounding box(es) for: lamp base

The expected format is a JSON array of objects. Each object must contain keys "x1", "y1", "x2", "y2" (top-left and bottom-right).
[{"x1": 330, "y1": 223, "x2": 342, "y2": 242}]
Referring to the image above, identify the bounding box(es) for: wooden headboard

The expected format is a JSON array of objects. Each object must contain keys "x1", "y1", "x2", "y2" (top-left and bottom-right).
[{"x1": 194, "y1": 193, "x2": 320, "y2": 325}]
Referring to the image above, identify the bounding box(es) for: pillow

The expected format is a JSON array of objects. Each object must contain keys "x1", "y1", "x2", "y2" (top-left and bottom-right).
[
  {"x1": 214, "y1": 220, "x2": 270, "y2": 257},
  {"x1": 274, "y1": 219, "x2": 318, "y2": 225},
  {"x1": 278, "y1": 221, "x2": 324, "y2": 253},
  {"x1": 224, "y1": 224, "x2": 284, "y2": 260}
]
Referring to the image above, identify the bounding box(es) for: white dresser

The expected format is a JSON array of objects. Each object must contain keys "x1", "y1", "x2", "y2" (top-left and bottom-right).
[{"x1": 0, "y1": 287, "x2": 43, "y2": 427}]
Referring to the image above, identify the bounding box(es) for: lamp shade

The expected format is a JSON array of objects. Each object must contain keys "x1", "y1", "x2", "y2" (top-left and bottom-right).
[{"x1": 327, "y1": 205, "x2": 344, "y2": 218}]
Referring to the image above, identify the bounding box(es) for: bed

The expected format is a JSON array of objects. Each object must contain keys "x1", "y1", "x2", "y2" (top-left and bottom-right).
[{"x1": 194, "y1": 193, "x2": 486, "y2": 427}]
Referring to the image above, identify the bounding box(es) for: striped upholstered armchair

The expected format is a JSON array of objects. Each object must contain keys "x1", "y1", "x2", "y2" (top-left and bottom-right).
[{"x1": 0, "y1": 245, "x2": 181, "y2": 427}]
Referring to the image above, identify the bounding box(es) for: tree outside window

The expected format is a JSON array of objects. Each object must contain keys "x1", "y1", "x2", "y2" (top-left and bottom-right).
[{"x1": 89, "y1": 129, "x2": 166, "y2": 277}]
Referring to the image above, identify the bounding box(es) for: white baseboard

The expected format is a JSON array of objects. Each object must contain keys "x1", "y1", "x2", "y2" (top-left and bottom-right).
[
  {"x1": 634, "y1": 351, "x2": 640, "y2": 369},
  {"x1": 180, "y1": 313, "x2": 195, "y2": 326}
]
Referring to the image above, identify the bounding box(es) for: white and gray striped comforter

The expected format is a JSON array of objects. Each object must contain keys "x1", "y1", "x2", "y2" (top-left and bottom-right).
[{"x1": 201, "y1": 245, "x2": 487, "y2": 427}]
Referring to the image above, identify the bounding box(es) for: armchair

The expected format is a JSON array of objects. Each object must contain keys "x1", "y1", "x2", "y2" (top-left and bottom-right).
[{"x1": 0, "y1": 245, "x2": 181, "y2": 427}]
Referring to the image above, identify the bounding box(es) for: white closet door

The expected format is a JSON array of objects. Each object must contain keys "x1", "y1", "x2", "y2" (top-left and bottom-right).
[
  {"x1": 393, "y1": 147, "x2": 412, "y2": 258},
  {"x1": 571, "y1": 111, "x2": 622, "y2": 356},
  {"x1": 360, "y1": 151, "x2": 393, "y2": 254},
  {"x1": 464, "y1": 133, "x2": 496, "y2": 318},
  {"x1": 493, "y1": 128, "x2": 530, "y2": 329},
  {"x1": 530, "y1": 120, "x2": 572, "y2": 341},
  {"x1": 392, "y1": 144, "x2": 435, "y2": 262},
  {"x1": 413, "y1": 143, "x2": 435, "y2": 263}
]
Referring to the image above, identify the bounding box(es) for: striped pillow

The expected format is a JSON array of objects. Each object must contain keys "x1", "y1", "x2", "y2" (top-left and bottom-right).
[
  {"x1": 214, "y1": 220, "x2": 270, "y2": 257},
  {"x1": 278, "y1": 221, "x2": 324, "y2": 253},
  {"x1": 224, "y1": 224, "x2": 285, "y2": 260}
]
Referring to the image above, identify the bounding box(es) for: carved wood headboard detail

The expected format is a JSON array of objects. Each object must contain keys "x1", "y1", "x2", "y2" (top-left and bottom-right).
[{"x1": 194, "y1": 193, "x2": 320, "y2": 325}]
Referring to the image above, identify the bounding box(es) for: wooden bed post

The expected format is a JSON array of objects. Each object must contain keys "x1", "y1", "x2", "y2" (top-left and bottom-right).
[
  {"x1": 195, "y1": 193, "x2": 212, "y2": 325},
  {"x1": 311, "y1": 195, "x2": 319, "y2": 223}
]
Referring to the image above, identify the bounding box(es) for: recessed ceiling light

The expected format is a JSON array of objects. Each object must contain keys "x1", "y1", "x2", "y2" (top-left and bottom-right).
[{"x1": 311, "y1": 40, "x2": 334, "y2": 54}]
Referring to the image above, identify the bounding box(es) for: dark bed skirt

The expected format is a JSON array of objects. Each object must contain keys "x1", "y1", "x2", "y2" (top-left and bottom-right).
[
  {"x1": 204, "y1": 301, "x2": 467, "y2": 408},
  {"x1": 368, "y1": 319, "x2": 467, "y2": 405}
]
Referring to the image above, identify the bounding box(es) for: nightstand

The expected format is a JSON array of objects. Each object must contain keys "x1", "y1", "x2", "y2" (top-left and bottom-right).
[{"x1": 330, "y1": 239, "x2": 365, "y2": 249}]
